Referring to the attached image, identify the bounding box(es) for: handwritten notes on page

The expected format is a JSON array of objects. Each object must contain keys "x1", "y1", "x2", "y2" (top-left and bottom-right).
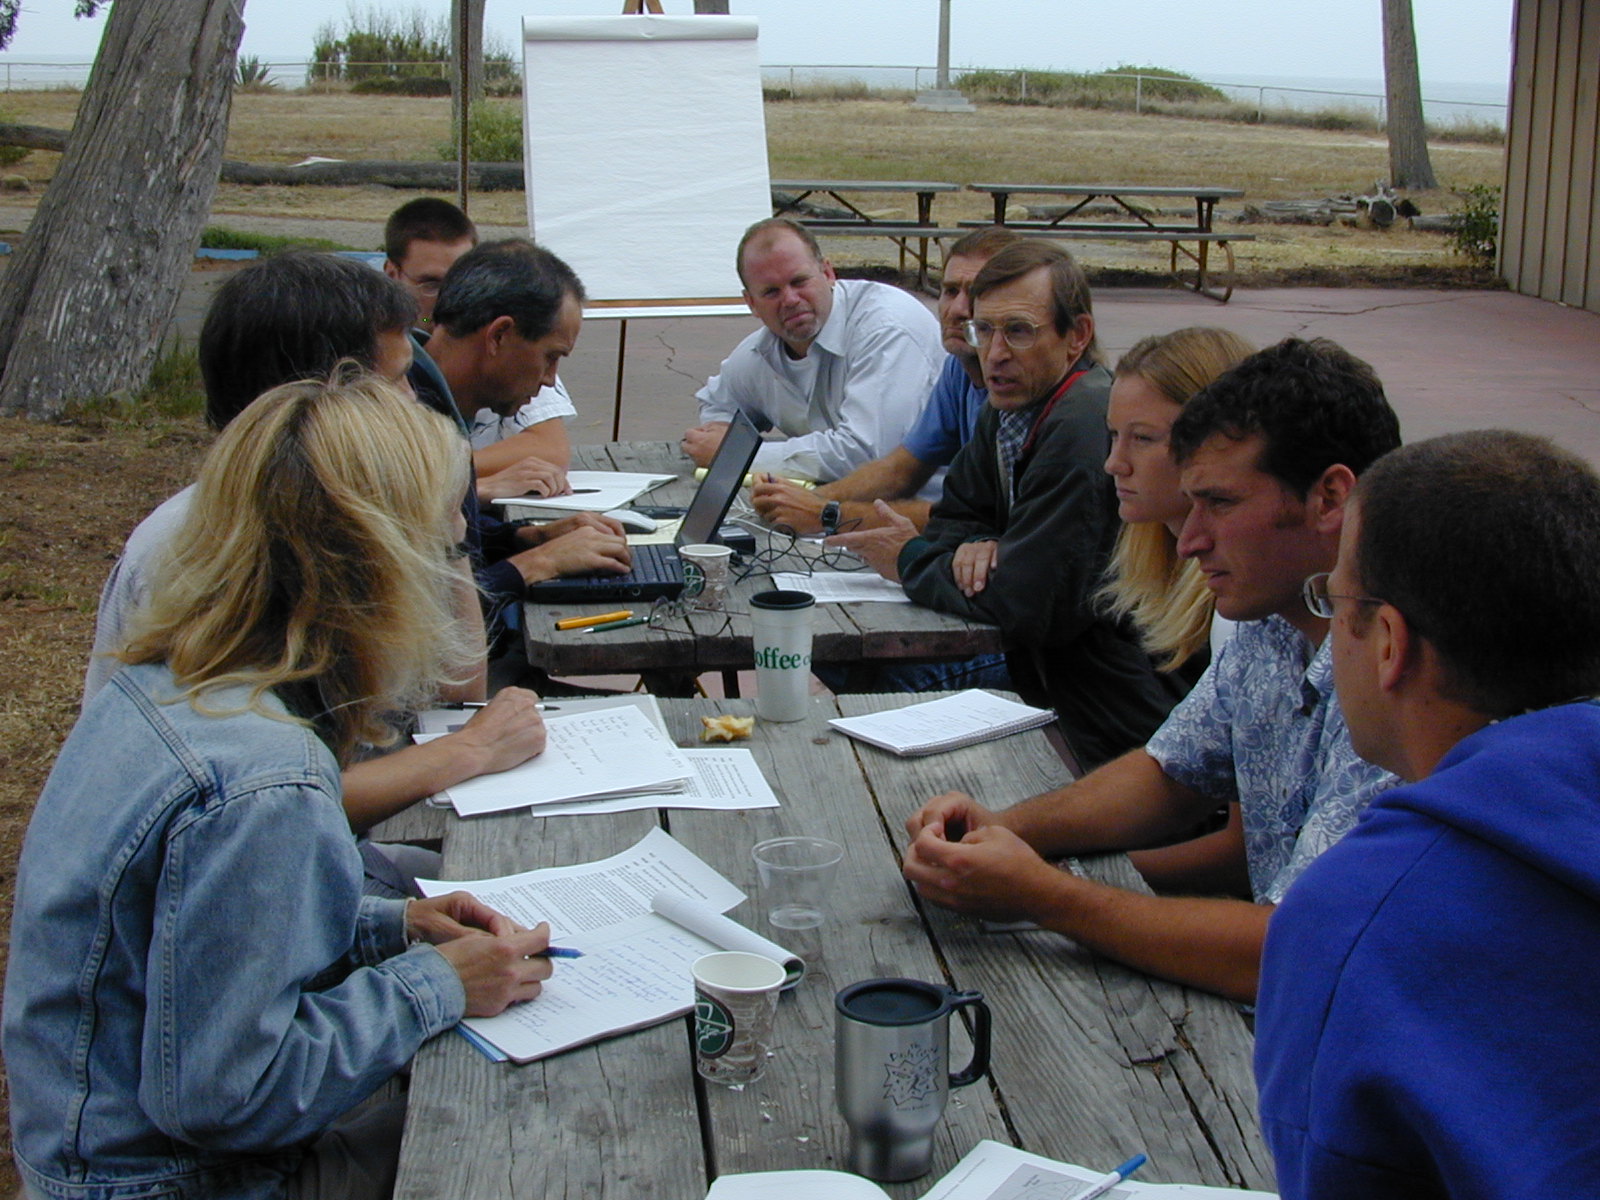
[{"x1": 418, "y1": 829, "x2": 802, "y2": 1063}]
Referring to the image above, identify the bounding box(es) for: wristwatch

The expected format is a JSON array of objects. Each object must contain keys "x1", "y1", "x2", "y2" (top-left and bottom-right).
[{"x1": 820, "y1": 500, "x2": 842, "y2": 534}]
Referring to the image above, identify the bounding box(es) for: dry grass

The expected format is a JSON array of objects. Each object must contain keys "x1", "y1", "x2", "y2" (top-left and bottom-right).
[
  {"x1": 0, "y1": 91, "x2": 1506, "y2": 279},
  {"x1": 0, "y1": 413, "x2": 210, "y2": 1188}
]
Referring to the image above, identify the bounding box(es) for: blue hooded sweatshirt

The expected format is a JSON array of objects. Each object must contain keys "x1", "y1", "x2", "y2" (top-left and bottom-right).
[{"x1": 1255, "y1": 701, "x2": 1600, "y2": 1200}]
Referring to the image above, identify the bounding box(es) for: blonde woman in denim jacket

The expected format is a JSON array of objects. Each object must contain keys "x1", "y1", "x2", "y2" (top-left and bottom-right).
[{"x1": 4, "y1": 373, "x2": 555, "y2": 1200}]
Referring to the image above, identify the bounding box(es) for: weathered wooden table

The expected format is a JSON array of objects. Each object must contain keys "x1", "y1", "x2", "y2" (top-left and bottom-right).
[
  {"x1": 516, "y1": 442, "x2": 1001, "y2": 693},
  {"x1": 388, "y1": 693, "x2": 1273, "y2": 1199}
]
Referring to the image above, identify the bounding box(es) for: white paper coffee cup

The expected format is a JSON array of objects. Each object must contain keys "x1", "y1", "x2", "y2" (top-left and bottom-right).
[
  {"x1": 749, "y1": 589, "x2": 815, "y2": 722},
  {"x1": 678, "y1": 543, "x2": 734, "y2": 611}
]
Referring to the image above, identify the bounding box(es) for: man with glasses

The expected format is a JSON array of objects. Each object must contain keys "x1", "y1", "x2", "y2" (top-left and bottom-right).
[
  {"x1": 900, "y1": 337, "x2": 1400, "y2": 1002},
  {"x1": 683, "y1": 218, "x2": 944, "y2": 482},
  {"x1": 1256, "y1": 431, "x2": 1600, "y2": 1199},
  {"x1": 384, "y1": 197, "x2": 576, "y2": 498},
  {"x1": 836, "y1": 241, "x2": 1173, "y2": 769},
  {"x1": 750, "y1": 227, "x2": 1023, "y2": 535}
]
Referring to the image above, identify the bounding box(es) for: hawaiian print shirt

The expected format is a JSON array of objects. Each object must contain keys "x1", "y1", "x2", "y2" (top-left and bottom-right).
[{"x1": 1145, "y1": 614, "x2": 1398, "y2": 904}]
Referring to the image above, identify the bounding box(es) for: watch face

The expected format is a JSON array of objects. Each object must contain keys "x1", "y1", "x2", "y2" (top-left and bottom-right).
[{"x1": 822, "y1": 501, "x2": 841, "y2": 531}]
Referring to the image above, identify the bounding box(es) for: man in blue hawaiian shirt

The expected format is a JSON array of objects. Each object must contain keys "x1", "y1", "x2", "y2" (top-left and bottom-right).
[{"x1": 902, "y1": 338, "x2": 1401, "y2": 1003}]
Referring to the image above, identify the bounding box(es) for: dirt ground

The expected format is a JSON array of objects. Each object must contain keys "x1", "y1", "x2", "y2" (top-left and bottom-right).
[{"x1": 0, "y1": 89, "x2": 1507, "y2": 1184}]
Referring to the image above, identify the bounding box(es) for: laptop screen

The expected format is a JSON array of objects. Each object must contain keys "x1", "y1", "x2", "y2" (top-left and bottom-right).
[{"x1": 676, "y1": 409, "x2": 763, "y2": 547}]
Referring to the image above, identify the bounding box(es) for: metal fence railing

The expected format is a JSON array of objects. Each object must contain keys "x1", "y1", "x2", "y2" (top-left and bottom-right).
[{"x1": 0, "y1": 58, "x2": 1508, "y2": 128}]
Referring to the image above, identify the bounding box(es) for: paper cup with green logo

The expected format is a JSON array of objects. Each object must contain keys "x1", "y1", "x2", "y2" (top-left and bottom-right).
[
  {"x1": 692, "y1": 951, "x2": 786, "y2": 1086},
  {"x1": 749, "y1": 589, "x2": 816, "y2": 722}
]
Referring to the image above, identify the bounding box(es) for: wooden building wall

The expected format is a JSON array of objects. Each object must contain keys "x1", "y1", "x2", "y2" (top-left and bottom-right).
[{"x1": 1501, "y1": 0, "x2": 1600, "y2": 313}]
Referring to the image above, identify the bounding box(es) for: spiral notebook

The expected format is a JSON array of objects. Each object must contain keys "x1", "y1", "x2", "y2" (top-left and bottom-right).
[{"x1": 827, "y1": 690, "x2": 1056, "y2": 757}]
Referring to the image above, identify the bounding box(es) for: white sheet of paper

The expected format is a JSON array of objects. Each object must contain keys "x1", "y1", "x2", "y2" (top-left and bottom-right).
[
  {"x1": 922, "y1": 1140, "x2": 1279, "y2": 1200},
  {"x1": 417, "y1": 829, "x2": 759, "y2": 1061},
  {"x1": 494, "y1": 470, "x2": 675, "y2": 513},
  {"x1": 828, "y1": 690, "x2": 1054, "y2": 756},
  {"x1": 414, "y1": 694, "x2": 667, "y2": 737},
  {"x1": 421, "y1": 706, "x2": 691, "y2": 816},
  {"x1": 504, "y1": 749, "x2": 778, "y2": 818},
  {"x1": 769, "y1": 571, "x2": 911, "y2": 603}
]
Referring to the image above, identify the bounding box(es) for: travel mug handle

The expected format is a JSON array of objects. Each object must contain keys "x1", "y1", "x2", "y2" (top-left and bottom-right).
[{"x1": 946, "y1": 990, "x2": 991, "y2": 1088}]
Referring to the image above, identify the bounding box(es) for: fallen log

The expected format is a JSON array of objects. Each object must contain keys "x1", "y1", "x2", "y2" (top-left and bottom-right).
[
  {"x1": 0, "y1": 124, "x2": 529, "y2": 190},
  {"x1": 0, "y1": 123, "x2": 68, "y2": 152}
]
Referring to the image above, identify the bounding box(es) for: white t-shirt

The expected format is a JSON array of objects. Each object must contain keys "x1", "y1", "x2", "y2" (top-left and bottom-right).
[{"x1": 468, "y1": 376, "x2": 577, "y2": 450}]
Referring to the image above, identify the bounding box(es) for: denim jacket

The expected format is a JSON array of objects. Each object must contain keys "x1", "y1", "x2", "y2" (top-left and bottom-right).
[{"x1": 4, "y1": 663, "x2": 466, "y2": 1199}]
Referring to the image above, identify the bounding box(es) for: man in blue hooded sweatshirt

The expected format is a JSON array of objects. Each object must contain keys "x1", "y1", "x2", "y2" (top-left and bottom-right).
[{"x1": 1255, "y1": 429, "x2": 1600, "y2": 1199}]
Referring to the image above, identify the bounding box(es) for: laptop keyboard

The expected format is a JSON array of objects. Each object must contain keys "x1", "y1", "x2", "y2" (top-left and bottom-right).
[{"x1": 622, "y1": 543, "x2": 685, "y2": 585}]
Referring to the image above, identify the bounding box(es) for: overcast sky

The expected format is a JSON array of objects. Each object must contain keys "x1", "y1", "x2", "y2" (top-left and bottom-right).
[{"x1": 4, "y1": 0, "x2": 1514, "y2": 86}]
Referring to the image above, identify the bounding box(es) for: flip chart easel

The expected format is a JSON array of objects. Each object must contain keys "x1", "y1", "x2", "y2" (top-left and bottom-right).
[{"x1": 522, "y1": 15, "x2": 771, "y2": 437}]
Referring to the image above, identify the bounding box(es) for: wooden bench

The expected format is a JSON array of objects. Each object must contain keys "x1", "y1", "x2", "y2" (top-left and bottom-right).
[{"x1": 965, "y1": 183, "x2": 1255, "y2": 302}]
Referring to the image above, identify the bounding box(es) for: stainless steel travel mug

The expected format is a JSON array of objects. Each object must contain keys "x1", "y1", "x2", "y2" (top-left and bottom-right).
[{"x1": 834, "y1": 977, "x2": 992, "y2": 1181}]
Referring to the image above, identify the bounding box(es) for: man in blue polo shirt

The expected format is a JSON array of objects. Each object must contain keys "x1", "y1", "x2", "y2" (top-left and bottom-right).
[{"x1": 750, "y1": 227, "x2": 1021, "y2": 535}]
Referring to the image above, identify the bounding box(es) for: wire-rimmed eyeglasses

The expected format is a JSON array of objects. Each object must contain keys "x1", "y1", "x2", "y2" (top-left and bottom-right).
[
  {"x1": 964, "y1": 317, "x2": 1045, "y2": 352},
  {"x1": 648, "y1": 564, "x2": 736, "y2": 638},
  {"x1": 1302, "y1": 571, "x2": 1385, "y2": 620}
]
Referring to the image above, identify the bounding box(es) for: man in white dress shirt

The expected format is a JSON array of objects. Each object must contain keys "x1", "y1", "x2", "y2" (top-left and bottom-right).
[{"x1": 682, "y1": 218, "x2": 944, "y2": 485}]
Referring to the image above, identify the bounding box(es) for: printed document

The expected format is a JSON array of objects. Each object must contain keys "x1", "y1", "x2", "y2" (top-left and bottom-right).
[{"x1": 419, "y1": 828, "x2": 802, "y2": 1062}]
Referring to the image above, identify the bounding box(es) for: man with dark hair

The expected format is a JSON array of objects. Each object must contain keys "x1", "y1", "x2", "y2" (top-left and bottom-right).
[
  {"x1": 837, "y1": 241, "x2": 1172, "y2": 768},
  {"x1": 751, "y1": 227, "x2": 1022, "y2": 534},
  {"x1": 900, "y1": 337, "x2": 1400, "y2": 1002},
  {"x1": 93, "y1": 252, "x2": 423, "y2": 699},
  {"x1": 200, "y1": 249, "x2": 418, "y2": 429},
  {"x1": 384, "y1": 196, "x2": 477, "y2": 305},
  {"x1": 411, "y1": 239, "x2": 631, "y2": 638},
  {"x1": 682, "y1": 217, "x2": 944, "y2": 481},
  {"x1": 384, "y1": 197, "x2": 576, "y2": 495},
  {"x1": 1256, "y1": 430, "x2": 1600, "y2": 1199},
  {"x1": 86, "y1": 252, "x2": 548, "y2": 889}
]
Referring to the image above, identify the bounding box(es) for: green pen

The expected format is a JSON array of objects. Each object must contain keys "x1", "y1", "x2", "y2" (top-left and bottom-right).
[{"x1": 584, "y1": 616, "x2": 649, "y2": 633}]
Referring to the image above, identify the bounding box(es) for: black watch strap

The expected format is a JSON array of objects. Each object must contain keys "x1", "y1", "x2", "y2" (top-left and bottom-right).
[{"x1": 821, "y1": 500, "x2": 842, "y2": 534}]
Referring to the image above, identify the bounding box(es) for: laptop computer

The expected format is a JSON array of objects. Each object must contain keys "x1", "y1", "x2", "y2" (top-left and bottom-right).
[{"x1": 525, "y1": 409, "x2": 763, "y2": 604}]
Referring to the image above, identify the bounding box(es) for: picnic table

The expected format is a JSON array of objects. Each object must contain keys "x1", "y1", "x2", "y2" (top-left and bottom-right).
[
  {"x1": 965, "y1": 183, "x2": 1252, "y2": 302},
  {"x1": 772, "y1": 178, "x2": 963, "y2": 289},
  {"x1": 515, "y1": 442, "x2": 1001, "y2": 694},
  {"x1": 386, "y1": 692, "x2": 1273, "y2": 1198}
]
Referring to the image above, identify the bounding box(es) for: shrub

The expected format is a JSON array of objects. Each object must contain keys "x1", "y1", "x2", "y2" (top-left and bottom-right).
[
  {"x1": 310, "y1": 7, "x2": 516, "y2": 87},
  {"x1": 437, "y1": 102, "x2": 523, "y2": 163},
  {"x1": 958, "y1": 65, "x2": 1226, "y2": 108},
  {"x1": 352, "y1": 75, "x2": 451, "y2": 96},
  {"x1": 1448, "y1": 184, "x2": 1500, "y2": 265},
  {"x1": 236, "y1": 54, "x2": 274, "y2": 89},
  {"x1": 200, "y1": 226, "x2": 352, "y2": 254}
]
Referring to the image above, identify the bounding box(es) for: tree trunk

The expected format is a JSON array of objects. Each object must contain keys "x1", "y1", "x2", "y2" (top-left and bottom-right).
[
  {"x1": 450, "y1": 0, "x2": 486, "y2": 147},
  {"x1": 0, "y1": 0, "x2": 244, "y2": 417},
  {"x1": 1381, "y1": 0, "x2": 1437, "y2": 190}
]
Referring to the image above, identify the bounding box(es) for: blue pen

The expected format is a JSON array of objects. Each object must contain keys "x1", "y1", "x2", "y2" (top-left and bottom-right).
[
  {"x1": 541, "y1": 946, "x2": 584, "y2": 959},
  {"x1": 1077, "y1": 1154, "x2": 1147, "y2": 1200}
]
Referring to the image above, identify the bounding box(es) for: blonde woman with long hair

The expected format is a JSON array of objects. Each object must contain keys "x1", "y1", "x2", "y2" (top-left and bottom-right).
[
  {"x1": 6, "y1": 373, "x2": 554, "y2": 1200},
  {"x1": 1100, "y1": 327, "x2": 1255, "y2": 682}
]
